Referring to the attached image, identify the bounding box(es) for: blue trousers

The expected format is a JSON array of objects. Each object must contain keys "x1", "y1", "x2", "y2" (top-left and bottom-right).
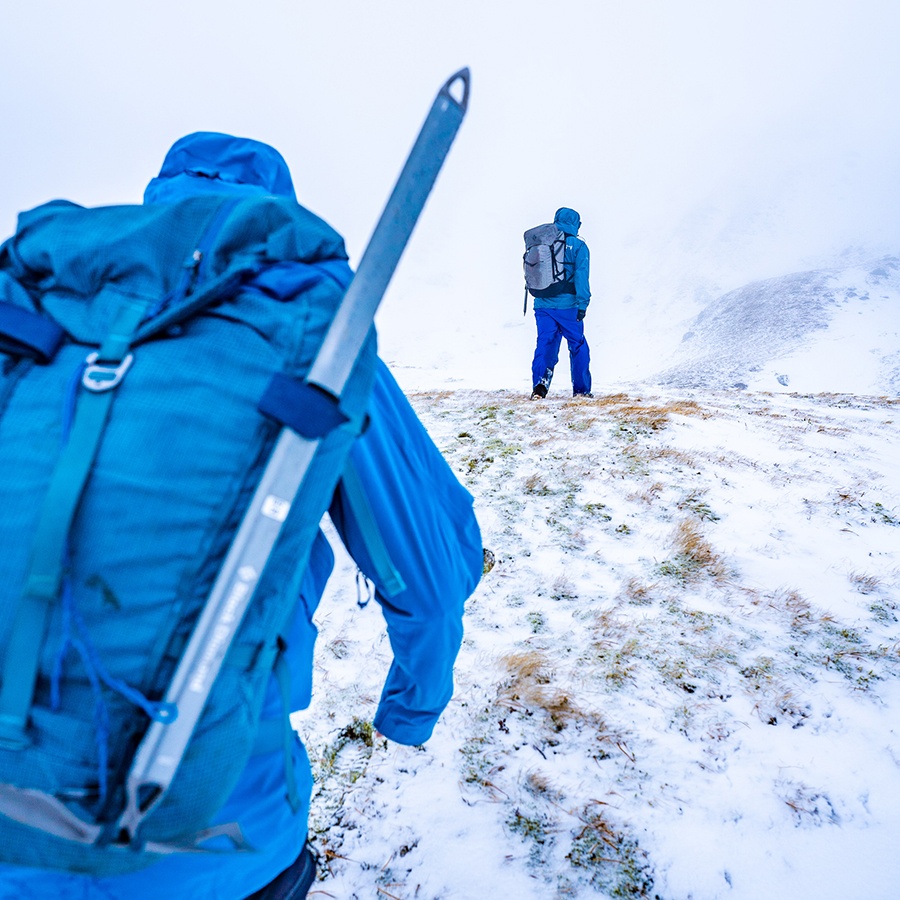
[{"x1": 531, "y1": 308, "x2": 592, "y2": 395}]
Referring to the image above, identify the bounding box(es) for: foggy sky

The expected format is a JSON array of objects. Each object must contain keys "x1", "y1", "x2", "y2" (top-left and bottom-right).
[{"x1": 2, "y1": 1, "x2": 898, "y2": 384}]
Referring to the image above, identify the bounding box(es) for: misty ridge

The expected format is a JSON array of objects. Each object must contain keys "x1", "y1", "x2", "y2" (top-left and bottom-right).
[{"x1": 655, "y1": 254, "x2": 900, "y2": 394}]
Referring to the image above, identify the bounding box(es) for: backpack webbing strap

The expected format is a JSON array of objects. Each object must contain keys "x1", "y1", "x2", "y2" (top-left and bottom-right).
[
  {"x1": 257, "y1": 372, "x2": 350, "y2": 440},
  {"x1": 339, "y1": 463, "x2": 406, "y2": 599},
  {"x1": 0, "y1": 301, "x2": 66, "y2": 363},
  {"x1": 0, "y1": 300, "x2": 149, "y2": 748}
]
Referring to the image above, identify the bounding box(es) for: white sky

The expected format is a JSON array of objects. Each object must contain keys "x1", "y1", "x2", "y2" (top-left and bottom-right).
[{"x1": 2, "y1": 1, "x2": 899, "y2": 388}]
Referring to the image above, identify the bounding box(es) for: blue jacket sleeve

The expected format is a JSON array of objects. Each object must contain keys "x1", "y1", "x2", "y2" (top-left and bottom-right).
[
  {"x1": 574, "y1": 239, "x2": 591, "y2": 312},
  {"x1": 328, "y1": 361, "x2": 482, "y2": 745}
]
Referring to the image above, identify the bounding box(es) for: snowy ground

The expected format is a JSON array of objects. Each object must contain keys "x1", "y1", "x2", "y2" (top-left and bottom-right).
[{"x1": 293, "y1": 387, "x2": 900, "y2": 899}]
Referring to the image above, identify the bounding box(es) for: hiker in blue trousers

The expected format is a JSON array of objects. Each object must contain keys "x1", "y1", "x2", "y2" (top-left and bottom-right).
[
  {"x1": 0, "y1": 135, "x2": 483, "y2": 898},
  {"x1": 530, "y1": 207, "x2": 592, "y2": 399}
]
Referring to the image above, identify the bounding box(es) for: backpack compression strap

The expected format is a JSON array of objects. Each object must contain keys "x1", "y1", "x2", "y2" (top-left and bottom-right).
[
  {"x1": 0, "y1": 301, "x2": 66, "y2": 363},
  {"x1": 0, "y1": 299, "x2": 150, "y2": 749}
]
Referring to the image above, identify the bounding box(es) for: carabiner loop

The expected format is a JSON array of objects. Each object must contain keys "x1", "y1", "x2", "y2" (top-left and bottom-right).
[{"x1": 82, "y1": 352, "x2": 134, "y2": 392}]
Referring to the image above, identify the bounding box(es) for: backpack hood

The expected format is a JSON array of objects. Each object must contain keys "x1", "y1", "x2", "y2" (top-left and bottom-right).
[
  {"x1": 144, "y1": 132, "x2": 298, "y2": 204},
  {"x1": 554, "y1": 207, "x2": 581, "y2": 236}
]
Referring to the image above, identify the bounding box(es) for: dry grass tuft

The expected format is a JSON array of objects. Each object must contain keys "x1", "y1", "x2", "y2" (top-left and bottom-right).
[
  {"x1": 592, "y1": 607, "x2": 632, "y2": 640},
  {"x1": 647, "y1": 446, "x2": 700, "y2": 465},
  {"x1": 655, "y1": 519, "x2": 727, "y2": 584},
  {"x1": 781, "y1": 591, "x2": 814, "y2": 630},
  {"x1": 628, "y1": 481, "x2": 665, "y2": 505},
  {"x1": 551, "y1": 574, "x2": 578, "y2": 601},
  {"x1": 524, "y1": 770, "x2": 554, "y2": 797},
  {"x1": 848, "y1": 571, "x2": 880, "y2": 594},
  {"x1": 501, "y1": 650, "x2": 552, "y2": 683},
  {"x1": 593, "y1": 395, "x2": 710, "y2": 433},
  {"x1": 524, "y1": 472, "x2": 551, "y2": 495},
  {"x1": 496, "y1": 650, "x2": 588, "y2": 732},
  {"x1": 619, "y1": 577, "x2": 655, "y2": 606},
  {"x1": 750, "y1": 589, "x2": 814, "y2": 631},
  {"x1": 664, "y1": 518, "x2": 727, "y2": 582},
  {"x1": 407, "y1": 389, "x2": 457, "y2": 404},
  {"x1": 677, "y1": 491, "x2": 721, "y2": 522},
  {"x1": 567, "y1": 802, "x2": 657, "y2": 896}
]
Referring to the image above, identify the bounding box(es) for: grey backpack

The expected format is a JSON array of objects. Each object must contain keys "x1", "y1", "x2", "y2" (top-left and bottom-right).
[{"x1": 523, "y1": 223, "x2": 567, "y2": 293}]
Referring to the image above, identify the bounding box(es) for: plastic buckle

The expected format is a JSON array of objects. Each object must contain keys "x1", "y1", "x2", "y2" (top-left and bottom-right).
[{"x1": 82, "y1": 352, "x2": 134, "y2": 392}]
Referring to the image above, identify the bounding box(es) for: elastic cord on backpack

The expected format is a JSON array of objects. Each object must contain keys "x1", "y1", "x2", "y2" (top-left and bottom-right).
[
  {"x1": 51, "y1": 570, "x2": 176, "y2": 804},
  {"x1": 52, "y1": 576, "x2": 112, "y2": 801}
]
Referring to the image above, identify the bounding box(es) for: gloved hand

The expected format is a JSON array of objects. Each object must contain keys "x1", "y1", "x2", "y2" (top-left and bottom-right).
[{"x1": 577, "y1": 309, "x2": 586, "y2": 321}]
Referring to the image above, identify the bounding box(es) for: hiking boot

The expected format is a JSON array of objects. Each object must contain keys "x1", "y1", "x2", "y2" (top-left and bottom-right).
[
  {"x1": 573, "y1": 391, "x2": 593, "y2": 399},
  {"x1": 531, "y1": 384, "x2": 548, "y2": 400}
]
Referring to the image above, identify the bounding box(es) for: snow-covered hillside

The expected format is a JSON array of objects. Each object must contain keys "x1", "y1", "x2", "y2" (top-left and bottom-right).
[
  {"x1": 655, "y1": 257, "x2": 900, "y2": 396},
  {"x1": 295, "y1": 387, "x2": 900, "y2": 899}
]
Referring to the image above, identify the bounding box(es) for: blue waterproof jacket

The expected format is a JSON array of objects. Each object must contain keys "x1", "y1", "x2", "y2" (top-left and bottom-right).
[
  {"x1": 0, "y1": 133, "x2": 483, "y2": 899},
  {"x1": 532, "y1": 207, "x2": 591, "y2": 314}
]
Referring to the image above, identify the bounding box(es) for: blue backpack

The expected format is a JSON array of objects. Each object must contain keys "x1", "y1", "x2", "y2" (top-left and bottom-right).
[{"x1": 0, "y1": 194, "x2": 376, "y2": 875}]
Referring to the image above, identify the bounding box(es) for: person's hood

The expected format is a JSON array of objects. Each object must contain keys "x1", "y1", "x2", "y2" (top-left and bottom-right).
[
  {"x1": 554, "y1": 207, "x2": 581, "y2": 236},
  {"x1": 143, "y1": 132, "x2": 297, "y2": 204}
]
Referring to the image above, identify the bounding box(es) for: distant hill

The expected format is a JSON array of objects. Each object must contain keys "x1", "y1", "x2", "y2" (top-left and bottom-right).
[{"x1": 654, "y1": 255, "x2": 900, "y2": 395}]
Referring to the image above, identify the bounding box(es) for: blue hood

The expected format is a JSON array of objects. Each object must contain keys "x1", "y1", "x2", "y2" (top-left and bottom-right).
[
  {"x1": 144, "y1": 132, "x2": 297, "y2": 204},
  {"x1": 554, "y1": 207, "x2": 581, "y2": 236}
]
